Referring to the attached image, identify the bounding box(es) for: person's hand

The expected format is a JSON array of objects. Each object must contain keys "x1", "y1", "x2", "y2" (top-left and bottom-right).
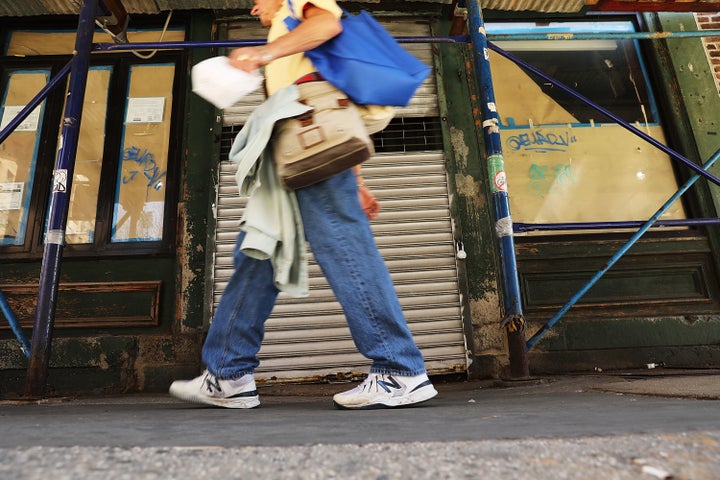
[
  {"x1": 227, "y1": 47, "x2": 273, "y2": 72},
  {"x1": 358, "y1": 184, "x2": 381, "y2": 220}
]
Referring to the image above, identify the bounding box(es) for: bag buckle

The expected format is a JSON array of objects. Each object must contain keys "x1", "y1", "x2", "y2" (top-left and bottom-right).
[{"x1": 296, "y1": 110, "x2": 314, "y2": 127}]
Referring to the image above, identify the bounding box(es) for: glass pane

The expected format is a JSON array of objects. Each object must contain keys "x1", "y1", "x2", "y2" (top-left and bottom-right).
[
  {"x1": 0, "y1": 71, "x2": 47, "y2": 245},
  {"x1": 487, "y1": 21, "x2": 687, "y2": 230},
  {"x1": 112, "y1": 64, "x2": 174, "y2": 242},
  {"x1": 63, "y1": 67, "x2": 111, "y2": 244}
]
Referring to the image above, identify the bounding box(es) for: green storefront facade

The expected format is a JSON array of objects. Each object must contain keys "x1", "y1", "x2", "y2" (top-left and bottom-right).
[{"x1": 1, "y1": 2, "x2": 719, "y2": 396}]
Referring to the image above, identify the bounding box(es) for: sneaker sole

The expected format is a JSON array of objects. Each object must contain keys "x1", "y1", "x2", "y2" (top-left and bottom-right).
[
  {"x1": 169, "y1": 385, "x2": 260, "y2": 409},
  {"x1": 333, "y1": 385, "x2": 438, "y2": 410}
]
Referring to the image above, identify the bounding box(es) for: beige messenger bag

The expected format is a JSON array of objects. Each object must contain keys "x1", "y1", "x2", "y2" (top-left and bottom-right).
[{"x1": 272, "y1": 80, "x2": 373, "y2": 190}]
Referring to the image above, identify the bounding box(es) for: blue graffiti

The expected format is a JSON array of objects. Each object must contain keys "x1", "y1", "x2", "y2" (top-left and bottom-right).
[
  {"x1": 506, "y1": 131, "x2": 577, "y2": 153},
  {"x1": 122, "y1": 146, "x2": 166, "y2": 194}
]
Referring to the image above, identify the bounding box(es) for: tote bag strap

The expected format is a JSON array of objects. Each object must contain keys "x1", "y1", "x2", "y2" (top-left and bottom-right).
[{"x1": 286, "y1": 0, "x2": 304, "y2": 22}]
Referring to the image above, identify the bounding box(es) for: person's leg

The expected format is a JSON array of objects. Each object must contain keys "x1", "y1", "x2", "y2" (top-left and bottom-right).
[
  {"x1": 295, "y1": 169, "x2": 426, "y2": 376},
  {"x1": 202, "y1": 230, "x2": 280, "y2": 379},
  {"x1": 169, "y1": 231, "x2": 278, "y2": 408}
]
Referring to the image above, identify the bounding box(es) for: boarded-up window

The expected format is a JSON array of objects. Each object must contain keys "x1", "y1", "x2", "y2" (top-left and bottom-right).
[
  {"x1": 0, "y1": 71, "x2": 47, "y2": 245},
  {"x1": 112, "y1": 64, "x2": 174, "y2": 242},
  {"x1": 488, "y1": 20, "x2": 687, "y2": 231}
]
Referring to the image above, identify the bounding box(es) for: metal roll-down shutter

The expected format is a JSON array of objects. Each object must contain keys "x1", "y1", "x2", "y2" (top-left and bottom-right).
[{"x1": 211, "y1": 18, "x2": 468, "y2": 382}]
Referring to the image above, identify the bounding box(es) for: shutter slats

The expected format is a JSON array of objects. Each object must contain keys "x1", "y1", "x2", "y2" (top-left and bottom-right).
[
  {"x1": 263, "y1": 320, "x2": 463, "y2": 343},
  {"x1": 254, "y1": 345, "x2": 468, "y2": 376},
  {"x1": 257, "y1": 333, "x2": 465, "y2": 357}
]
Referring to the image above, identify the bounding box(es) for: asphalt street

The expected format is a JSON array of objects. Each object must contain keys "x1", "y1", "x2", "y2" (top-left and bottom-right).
[{"x1": 1, "y1": 370, "x2": 719, "y2": 479}]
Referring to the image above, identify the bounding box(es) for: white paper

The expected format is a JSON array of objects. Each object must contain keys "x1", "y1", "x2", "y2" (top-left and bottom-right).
[
  {"x1": 191, "y1": 56, "x2": 264, "y2": 110},
  {"x1": 126, "y1": 97, "x2": 165, "y2": 124},
  {"x1": 1, "y1": 105, "x2": 41, "y2": 132},
  {"x1": 0, "y1": 182, "x2": 24, "y2": 210}
]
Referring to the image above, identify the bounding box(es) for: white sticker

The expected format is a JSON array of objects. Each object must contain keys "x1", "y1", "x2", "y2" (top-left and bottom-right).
[
  {"x1": 0, "y1": 182, "x2": 24, "y2": 210},
  {"x1": 126, "y1": 97, "x2": 165, "y2": 124},
  {"x1": 1, "y1": 105, "x2": 41, "y2": 132},
  {"x1": 53, "y1": 169, "x2": 68, "y2": 193}
]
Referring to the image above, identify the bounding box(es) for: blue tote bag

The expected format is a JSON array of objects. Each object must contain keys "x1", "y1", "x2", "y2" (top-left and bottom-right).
[{"x1": 284, "y1": 4, "x2": 430, "y2": 107}]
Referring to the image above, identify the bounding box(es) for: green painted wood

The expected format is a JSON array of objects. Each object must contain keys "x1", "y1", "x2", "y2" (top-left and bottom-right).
[
  {"x1": 658, "y1": 14, "x2": 720, "y2": 172},
  {"x1": 529, "y1": 345, "x2": 720, "y2": 373},
  {"x1": 179, "y1": 11, "x2": 218, "y2": 331},
  {"x1": 651, "y1": 12, "x2": 720, "y2": 280},
  {"x1": 434, "y1": 19, "x2": 499, "y2": 303},
  {"x1": 432, "y1": 12, "x2": 503, "y2": 376},
  {"x1": 0, "y1": 258, "x2": 176, "y2": 333},
  {"x1": 537, "y1": 316, "x2": 720, "y2": 351}
]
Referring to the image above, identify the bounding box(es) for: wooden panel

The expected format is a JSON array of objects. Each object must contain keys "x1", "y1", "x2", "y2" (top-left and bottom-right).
[
  {"x1": 517, "y1": 237, "x2": 720, "y2": 319},
  {"x1": 534, "y1": 316, "x2": 720, "y2": 351},
  {"x1": 0, "y1": 281, "x2": 161, "y2": 329}
]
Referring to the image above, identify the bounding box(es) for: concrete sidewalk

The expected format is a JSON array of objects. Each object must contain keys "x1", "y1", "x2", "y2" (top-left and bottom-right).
[{"x1": 1, "y1": 369, "x2": 719, "y2": 479}]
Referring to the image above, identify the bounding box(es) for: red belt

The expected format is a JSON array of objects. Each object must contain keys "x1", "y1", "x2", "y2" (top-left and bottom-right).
[{"x1": 294, "y1": 72, "x2": 325, "y2": 85}]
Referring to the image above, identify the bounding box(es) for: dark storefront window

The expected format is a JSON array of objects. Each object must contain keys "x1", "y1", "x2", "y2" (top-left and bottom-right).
[{"x1": 0, "y1": 27, "x2": 185, "y2": 255}]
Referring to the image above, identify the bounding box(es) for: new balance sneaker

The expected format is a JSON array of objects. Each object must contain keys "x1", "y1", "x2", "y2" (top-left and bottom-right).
[
  {"x1": 333, "y1": 373, "x2": 438, "y2": 410},
  {"x1": 169, "y1": 370, "x2": 260, "y2": 408}
]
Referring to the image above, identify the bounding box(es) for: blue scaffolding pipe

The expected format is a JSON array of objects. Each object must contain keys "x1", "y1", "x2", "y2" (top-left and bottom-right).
[
  {"x1": 0, "y1": 61, "x2": 73, "y2": 364},
  {"x1": 488, "y1": 30, "x2": 720, "y2": 41},
  {"x1": 515, "y1": 218, "x2": 720, "y2": 233},
  {"x1": 91, "y1": 28, "x2": 720, "y2": 52},
  {"x1": 466, "y1": 0, "x2": 529, "y2": 377},
  {"x1": 487, "y1": 42, "x2": 720, "y2": 188},
  {"x1": 527, "y1": 147, "x2": 720, "y2": 349},
  {"x1": 0, "y1": 290, "x2": 30, "y2": 359},
  {"x1": 24, "y1": 0, "x2": 97, "y2": 397},
  {"x1": 92, "y1": 37, "x2": 468, "y2": 52}
]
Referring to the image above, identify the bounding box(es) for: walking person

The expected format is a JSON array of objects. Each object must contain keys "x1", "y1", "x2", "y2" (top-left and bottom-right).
[{"x1": 169, "y1": 0, "x2": 437, "y2": 410}]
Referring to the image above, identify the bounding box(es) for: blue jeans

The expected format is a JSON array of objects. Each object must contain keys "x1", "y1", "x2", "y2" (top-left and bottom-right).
[{"x1": 202, "y1": 168, "x2": 427, "y2": 379}]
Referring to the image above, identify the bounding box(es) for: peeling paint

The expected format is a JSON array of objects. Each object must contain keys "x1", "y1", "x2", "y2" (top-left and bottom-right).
[
  {"x1": 450, "y1": 126, "x2": 470, "y2": 168},
  {"x1": 454, "y1": 173, "x2": 480, "y2": 197},
  {"x1": 547, "y1": 33, "x2": 575, "y2": 40},
  {"x1": 475, "y1": 323, "x2": 507, "y2": 353},
  {"x1": 470, "y1": 292, "x2": 501, "y2": 327},
  {"x1": 98, "y1": 353, "x2": 109, "y2": 370}
]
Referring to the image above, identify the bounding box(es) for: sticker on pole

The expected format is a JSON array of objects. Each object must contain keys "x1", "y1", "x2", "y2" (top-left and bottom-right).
[
  {"x1": 53, "y1": 169, "x2": 68, "y2": 193},
  {"x1": 494, "y1": 170, "x2": 507, "y2": 192},
  {"x1": 487, "y1": 155, "x2": 507, "y2": 193}
]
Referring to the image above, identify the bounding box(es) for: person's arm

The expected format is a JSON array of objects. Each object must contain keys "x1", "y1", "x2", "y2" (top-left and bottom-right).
[
  {"x1": 228, "y1": 5, "x2": 341, "y2": 72},
  {"x1": 354, "y1": 165, "x2": 380, "y2": 220}
]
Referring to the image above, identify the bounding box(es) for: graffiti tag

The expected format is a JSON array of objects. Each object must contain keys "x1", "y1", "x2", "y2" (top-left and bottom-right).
[
  {"x1": 122, "y1": 146, "x2": 166, "y2": 195},
  {"x1": 528, "y1": 163, "x2": 576, "y2": 197},
  {"x1": 506, "y1": 131, "x2": 577, "y2": 153}
]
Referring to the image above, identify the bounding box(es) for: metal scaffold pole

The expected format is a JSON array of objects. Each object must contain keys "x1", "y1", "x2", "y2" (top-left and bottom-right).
[
  {"x1": 465, "y1": 0, "x2": 529, "y2": 378},
  {"x1": 24, "y1": 0, "x2": 98, "y2": 397}
]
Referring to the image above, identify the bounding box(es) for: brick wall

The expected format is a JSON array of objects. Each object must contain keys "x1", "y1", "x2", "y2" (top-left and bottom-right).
[{"x1": 696, "y1": 12, "x2": 720, "y2": 96}]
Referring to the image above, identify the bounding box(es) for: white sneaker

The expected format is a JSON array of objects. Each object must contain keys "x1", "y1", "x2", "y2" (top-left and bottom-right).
[
  {"x1": 169, "y1": 370, "x2": 260, "y2": 408},
  {"x1": 333, "y1": 373, "x2": 438, "y2": 410}
]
